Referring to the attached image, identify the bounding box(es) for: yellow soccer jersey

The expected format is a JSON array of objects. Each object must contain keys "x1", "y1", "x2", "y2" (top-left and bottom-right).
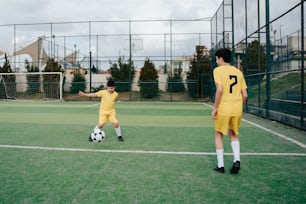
[
  {"x1": 213, "y1": 65, "x2": 247, "y2": 116},
  {"x1": 96, "y1": 90, "x2": 118, "y2": 113}
]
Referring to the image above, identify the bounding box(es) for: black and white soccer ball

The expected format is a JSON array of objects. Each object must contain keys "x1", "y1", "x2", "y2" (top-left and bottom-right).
[{"x1": 90, "y1": 129, "x2": 105, "y2": 143}]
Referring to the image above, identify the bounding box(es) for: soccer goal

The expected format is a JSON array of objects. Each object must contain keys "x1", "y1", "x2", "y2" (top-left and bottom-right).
[{"x1": 0, "y1": 72, "x2": 63, "y2": 100}]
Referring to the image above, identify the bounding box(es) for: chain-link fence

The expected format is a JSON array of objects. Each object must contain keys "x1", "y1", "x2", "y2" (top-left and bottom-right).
[
  {"x1": 1, "y1": 1, "x2": 305, "y2": 130},
  {"x1": 0, "y1": 19, "x2": 214, "y2": 102},
  {"x1": 211, "y1": 0, "x2": 305, "y2": 130},
  {"x1": 0, "y1": 19, "x2": 212, "y2": 72}
]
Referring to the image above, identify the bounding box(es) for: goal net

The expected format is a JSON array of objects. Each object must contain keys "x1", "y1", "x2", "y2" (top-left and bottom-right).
[{"x1": 0, "y1": 72, "x2": 63, "y2": 100}]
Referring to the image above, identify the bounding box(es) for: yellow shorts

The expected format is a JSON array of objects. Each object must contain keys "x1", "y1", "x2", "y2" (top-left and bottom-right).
[
  {"x1": 214, "y1": 114, "x2": 242, "y2": 136},
  {"x1": 98, "y1": 109, "x2": 118, "y2": 124}
]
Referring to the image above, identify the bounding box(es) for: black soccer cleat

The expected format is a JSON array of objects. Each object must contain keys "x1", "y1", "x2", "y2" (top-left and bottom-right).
[
  {"x1": 117, "y1": 136, "x2": 124, "y2": 142},
  {"x1": 214, "y1": 166, "x2": 225, "y2": 173},
  {"x1": 230, "y1": 161, "x2": 241, "y2": 174},
  {"x1": 88, "y1": 135, "x2": 93, "y2": 142}
]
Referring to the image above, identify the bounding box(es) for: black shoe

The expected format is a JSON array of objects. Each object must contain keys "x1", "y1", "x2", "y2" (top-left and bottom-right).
[
  {"x1": 117, "y1": 136, "x2": 124, "y2": 142},
  {"x1": 88, "y1": 135, "x2": 93, "y2": 142},
  {"x1": 214, "y1": 166, "x2": 225, "y2": 173},
  {"x1": 230, "y1": 161, "x2": 240, "y2": 174}
]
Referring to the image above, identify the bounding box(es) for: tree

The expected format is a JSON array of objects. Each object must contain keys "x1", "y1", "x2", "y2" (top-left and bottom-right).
[
  {"x1": 43, "y1": 58, "x2": 62, "y2": 98},
  {"x1": 110, "y1": 56, "x2": 135, "y2": 92},
  {"x1": 245, "y1": 40, "x2": 266, "y2": 74},
  {"x1": 187, "y1": 46, "x2": 211, "y2": 98},
  {"x1": 0, "y1": 54, "x2": 16, "y2": 99},
  {"x1": 70, "y1": 70, "x2": 86, "y2": 93},
  {"x1": 139, "y1": 58, "x2": 159, "y2": 98},
  {"x1": 0, "y1": 54, "x2": 13, "y2": 73},
  {"x1": 25, "y1": 60, "x2": 40, "y2": 94},
  {"x1": 167, "y1": 63, "x2": 185, "y2": 92},
  {"x1": 244, "y1": 40, "x2": 266, "y2": 85}
]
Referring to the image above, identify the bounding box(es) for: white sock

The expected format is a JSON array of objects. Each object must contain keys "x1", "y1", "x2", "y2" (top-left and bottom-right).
[
  {"x1": 216, "y1": 149, "x2": 224, "y2": 168},
  {"x1": 94, "y1": 125, "x2": 100, "y2": 132},
  {"x1": 231, "y1": 141, "x2": 240, "y2": 162},
  {"x1": 115, "y1": 127, "x2": 121, "y2": 137}
]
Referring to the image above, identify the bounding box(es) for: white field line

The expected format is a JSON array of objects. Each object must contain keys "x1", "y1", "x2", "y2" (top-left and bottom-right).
[
  {"x1": 85, "y1": 103, "x2": 99, "y2": 107},
  {"x1": 241, "y1": 119, "x2": 306, "y2": 149},
  {"x1": 0, "y1": 144, "x2": 306, "y2": 156},
  {"x1": 202, "y1": 103, "x2": 306, "y2": 149}
]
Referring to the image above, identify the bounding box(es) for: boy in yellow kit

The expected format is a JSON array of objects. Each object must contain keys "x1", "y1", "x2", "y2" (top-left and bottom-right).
[
  {"x1": 79, "y1": 79, "x2": 124, "y2": 142},
  {"x1": 212, "y1": 48, "x2": 248, "y2": 174}
]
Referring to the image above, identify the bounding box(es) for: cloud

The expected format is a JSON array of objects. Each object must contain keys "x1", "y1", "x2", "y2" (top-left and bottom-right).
[
  {"x1": 0, "y1": 0, "x2": 223, "y2": 69},
  {"x1": 1, "y1": 0, "x2": 222, "y2": 23}
]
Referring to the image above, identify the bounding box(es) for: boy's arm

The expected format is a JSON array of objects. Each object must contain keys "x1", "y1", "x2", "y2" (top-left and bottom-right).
[
  {"x1": 212, "y1": 84, "x2": 223, "y2": 119},
  {"x1": 241, "y1": 89, "x2": 248, "y2": 104},
  {"x1": 79, "y1": 90, "x2": 97, "y2": 97}
]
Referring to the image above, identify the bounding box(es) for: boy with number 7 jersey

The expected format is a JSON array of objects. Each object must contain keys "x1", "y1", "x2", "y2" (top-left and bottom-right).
[{"x1": 212, "y1": 48, "x2": 248, "y2": 174}]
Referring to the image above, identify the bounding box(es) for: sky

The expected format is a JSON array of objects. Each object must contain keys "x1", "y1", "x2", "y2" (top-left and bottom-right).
[
  {"x1": 0, "y1": 0, "x2": 222, "y2": 24},
  {"x1": 0, "y1": 0, "x2": 300, "y2": 70},
  {"x1": 0, "y1": 0, "x2": 223, "y2": 69}
]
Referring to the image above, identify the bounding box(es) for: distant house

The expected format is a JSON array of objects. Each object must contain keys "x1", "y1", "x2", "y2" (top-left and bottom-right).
[{"x1": 167, "y1": 56, "x2": 192, "y2": 75}]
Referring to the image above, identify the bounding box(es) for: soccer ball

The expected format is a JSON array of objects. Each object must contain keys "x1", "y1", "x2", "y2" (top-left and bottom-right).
[{"x1": 90, "y1": 129, "x2": 105, "y2": 143}]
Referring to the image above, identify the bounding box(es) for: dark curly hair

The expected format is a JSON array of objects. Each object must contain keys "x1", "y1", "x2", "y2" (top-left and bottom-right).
[
  {"x1": 107, "y1": 79, "x2": 116, "y2": 87},
  {"x1": 215, "y1": 48, "x2": 231, "y2": 63}
]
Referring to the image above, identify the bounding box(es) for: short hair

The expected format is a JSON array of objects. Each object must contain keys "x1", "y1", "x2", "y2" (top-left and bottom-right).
[
  {"x1": 107, "y1": 79, "x2": 115, "y2": 87},
  {"x1": 215, "y1": 48, "x2": 231, "y2": 63}
]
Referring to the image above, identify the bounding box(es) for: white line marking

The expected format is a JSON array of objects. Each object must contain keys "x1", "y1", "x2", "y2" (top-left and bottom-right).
[
  {"x1": 0, "y1": 144, "x2": 305, "y2": 156},
  {"x1": 202, "y1": 103, "x2": 306, "y2": 149},
  {"x1": 85, "y1": 103, "x2": 99, "y2": 107},
  {"x1": 241, "y1": 119, "x2": 306, "y2": 149}
]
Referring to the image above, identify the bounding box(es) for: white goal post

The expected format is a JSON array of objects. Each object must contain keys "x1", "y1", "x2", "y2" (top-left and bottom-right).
[{"x1": 0, "y1": 72, "x2": 63, "y2": 100}]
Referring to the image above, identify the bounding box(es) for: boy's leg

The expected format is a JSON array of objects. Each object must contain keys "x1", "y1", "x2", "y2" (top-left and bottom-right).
[
  {"x1": 229, "y1": 116, "x2": 241, "y2": 162},
  {"x1": 214, "y1": 131, "x2": 224, "y2": 173},
  {"x1": 230, "y1": 134, "x2": 240, "y2": 162},
  {"x1": 214, "y1": 114, "x2": 230, "y2": 173},
  {"x1": 109, "y1": 112, "x2": 124, "y2": 142},
  {"x1": 229, "y1": 129, "x2": 241, "y2": 174},
  {"x1": 113, "y1": 122, "x2": 124, "y2": 141}
]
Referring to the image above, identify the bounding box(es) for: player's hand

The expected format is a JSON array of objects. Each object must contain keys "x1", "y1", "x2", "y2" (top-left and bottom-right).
[
  {"x1": 211, "y1": 108, "x2": 217, "y2": 119},
  {"x1": 78, "y1": 90, "x2": 85, "y2": 96}
]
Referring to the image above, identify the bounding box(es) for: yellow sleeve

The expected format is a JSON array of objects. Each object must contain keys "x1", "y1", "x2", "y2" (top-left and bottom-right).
[
  {"x1": 213, "y1": 68, "x2": 222, "y2": 86},
  {"x1": 241, "y1": 74, "x2": 247, "y2": 90},
  {"x1": 96, "y1": 90, "x2": 105, "y2": 97}
]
